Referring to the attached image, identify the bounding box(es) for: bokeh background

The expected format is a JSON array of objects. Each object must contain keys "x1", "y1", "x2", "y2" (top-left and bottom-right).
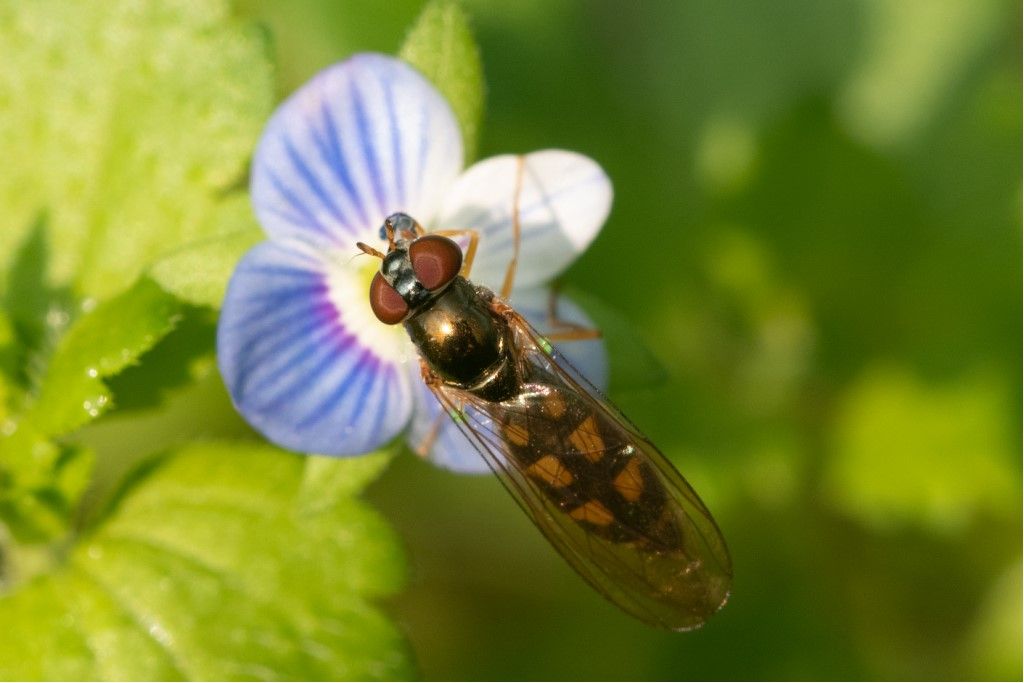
[
  {"x1": 231, "y1": 0, "x2": 1020, "y2": 678},
  {"x1": 4, "y1": 0, "x2": 1019, "y2": 680}
]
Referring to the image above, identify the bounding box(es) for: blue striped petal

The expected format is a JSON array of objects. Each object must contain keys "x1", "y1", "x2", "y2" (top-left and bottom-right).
[
  {"x1": 251, "y1": 53, "x2": 463, "y2": 248},
  {"x1": 435, "y1": 150, "x2": 612, "y2": 293},
  {"x1": 218, "y1": 240, "x2": 414, "y2": 455},
  {"x1": 407, "y1": 287, "x2": 608, "y2": 474}
]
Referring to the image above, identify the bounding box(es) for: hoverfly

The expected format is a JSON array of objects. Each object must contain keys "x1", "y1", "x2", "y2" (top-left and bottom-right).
[{"x1": 357, "y1": 184, "x2": 732, "y2": 630}]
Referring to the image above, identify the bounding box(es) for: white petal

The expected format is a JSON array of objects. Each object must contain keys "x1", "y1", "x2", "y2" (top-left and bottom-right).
[
  {"x1": 217, "y1": 240, "x2": 414, "y2": 455},
  {"x1": 436, "y1": 150, "x2": 612, "y2": 292},
  {"x1": 251, "y1": 53, "x2": 463, "y2": 248}
]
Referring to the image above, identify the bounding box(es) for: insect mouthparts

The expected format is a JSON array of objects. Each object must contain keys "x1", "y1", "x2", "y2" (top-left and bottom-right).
[{"x1": 382, "y1": 212, "x2": 419, "y2": 244}]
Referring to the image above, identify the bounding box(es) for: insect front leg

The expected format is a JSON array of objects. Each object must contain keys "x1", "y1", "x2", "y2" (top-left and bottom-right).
[
  {"x1": 415, "y1": 412, "x2": 448, "y2": 458},
  {"x1": 414, "y1": 358, "x2": 445, "y2": 456},
  {"x1": 415, "y1": 357, "x2": 465, "y2": 457}
]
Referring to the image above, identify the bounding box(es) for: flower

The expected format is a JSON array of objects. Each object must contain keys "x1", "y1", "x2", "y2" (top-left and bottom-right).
[{"x1": 217, "y1": 53, "x2": 612, "y2": 472}]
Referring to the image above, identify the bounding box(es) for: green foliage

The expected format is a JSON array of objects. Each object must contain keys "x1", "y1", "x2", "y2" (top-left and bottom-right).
[
  {"x1": 0, "y1": 0, "x2": 272, "y2": 301},
  {"x1": 0, "y1": 279, "x2": 180, "y2": 541},
  {"x1": 0, "y1": 0, "x2": 431, "y2": 677},
  {"x1": 564, "y1": 287, "x2": 667, "y2": 392},
  {"x1": 0, "y1": 0, "x2": 1016, "y2": 680},
  {"x1": 232, "y1": 0, "x2": 425, "y2": 93},
  {"x1": 26, "y1": 279, "x2": 181, "y2": 437},
  {"x1": 0, "y1": 434, "x2": 94, "y2": 542},
  {"x1": 0, "y1": 443, "x2": 410, "y2": 680},
  {"x1": 300, "y1": 450, "x2": 398, "y2": 503},
  {"x1": 400, "y1": 0, "x2": 485, "y2": 161},
  {"x1": 150, "y1": 221, "x2": 264, "y2": 309},
  {"x1": 825, "y1": 367, "x2": 1016, "y2": 532},
  {"x1": 0, "y1": 0, "x2": 273, "y2": 540},
  {"x1": 962, "y1": 561, "x2": 1024, "y2": 679},
  {"x1": 840, "y1": 0, "x2": 1005, "y2": 147}
]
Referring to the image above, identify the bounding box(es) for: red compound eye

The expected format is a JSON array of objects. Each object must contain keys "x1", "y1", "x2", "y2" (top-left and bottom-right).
[
  {"x1": 409, "y1": 235, "x2": 462, "y2": 290},
  {"x1": 369, "y1": 272, "x2": 408, "y2": 324}
]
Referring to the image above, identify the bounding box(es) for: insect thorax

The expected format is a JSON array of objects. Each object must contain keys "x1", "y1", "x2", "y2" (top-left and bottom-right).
[{"x1": 403, "y1": 277, "x2": 518, "y2": 400}]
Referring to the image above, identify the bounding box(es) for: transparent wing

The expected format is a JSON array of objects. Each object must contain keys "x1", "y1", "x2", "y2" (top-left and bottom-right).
[{"x1": 424, "y1": 307, "x2": 732, "y2": 631}]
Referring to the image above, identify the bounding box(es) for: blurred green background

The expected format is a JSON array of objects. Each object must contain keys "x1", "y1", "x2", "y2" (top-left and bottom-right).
[
  {"x1": 3, "y1": 0, "x2": 1019, "y2": 679},
  {"x1": 231, "y1": 0, "x2": 1020, "y2": 678}
]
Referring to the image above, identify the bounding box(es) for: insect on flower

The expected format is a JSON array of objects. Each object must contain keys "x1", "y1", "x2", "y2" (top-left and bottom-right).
[
  {"x1": 218, "y1": 53, "x2": 731, "y2": 630},
  {"x1": 361, "y1": 210, "x2": 732, "y2": 630}
]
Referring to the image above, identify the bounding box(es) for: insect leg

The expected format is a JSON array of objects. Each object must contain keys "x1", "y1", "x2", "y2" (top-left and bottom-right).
[
  {"x1": 431, "y1": 228, "x2": 480, "y2": 278},
  {"x1": 413, "y1": 358, "x2": 447, "y2": 456},
  {"x1": 414, "y1": 356, "x2": 468, "y2": 457},
  {"x1": 415, "y1": 412, "x2": 447, "y2": 457},
  {"x1": 500, "y1": 154, "x2": 526, "y2": 300},
  {"x1": 542, "y1": 285, "x2": 602, "y2": 342},
  {"x1": 543, "y1": 328, "x2": 602, "y2": 342}
]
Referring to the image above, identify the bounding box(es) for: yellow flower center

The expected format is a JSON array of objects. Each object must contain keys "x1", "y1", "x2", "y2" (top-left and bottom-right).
[{"x1": 322, "y1": 250, "x2": 410, "y2": 364}]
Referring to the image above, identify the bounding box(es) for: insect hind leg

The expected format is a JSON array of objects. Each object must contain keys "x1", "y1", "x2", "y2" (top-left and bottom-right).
[
  {"x1": 499, "y1": 155, "x2": 526, "y2": 300},
  {"x1": 542, "y1": 285, "x2": 601, "y2": 343}
]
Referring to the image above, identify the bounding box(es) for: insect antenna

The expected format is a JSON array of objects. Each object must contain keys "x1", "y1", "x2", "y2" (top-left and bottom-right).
[{"x1": 355, "y1": 241, "x2": 386, "y2": 259}]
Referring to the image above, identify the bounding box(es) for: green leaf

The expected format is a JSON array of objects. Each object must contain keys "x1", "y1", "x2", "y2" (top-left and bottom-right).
[
  {"x1": 0, "y1": 442, "x2": 411, "y2": 680},
  {"x1": 2, "y1": 218, "x2": 77, "y2": 403},
  {"x1": 0, "y1": 0, "x2": 274, "y2": 302},
  {"x1": 149, "y1": 200, "x2": 264, "y2": 309},
  {"x1": 0, "y1": 437, "x2": 94, "y2": 543},
  {"x1": 104, "y1": 306, "x2": 221, "y2": 412},
  {"x1": 23, "y1": 278, "x2": 182, "y2": 438},
  {"x1": 0, "y1": 310, "x2": 18, "y2": 414},
  {"x1": 400, "y1": 0, "x2": 485, "y2": 162},
  {"x1": 299, "y1": 448, "x2": 397, "y2": 510},
  {"x1": 824, "y1": 366, "x2": 1018, "y2": 533},
  {"x1": 0, "y1": 279, "x2": 180, "y2": 539}
]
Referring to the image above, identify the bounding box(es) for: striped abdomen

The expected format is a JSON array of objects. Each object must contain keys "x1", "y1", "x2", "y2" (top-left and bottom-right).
[{"x1": 490, "y1": 372, "x2": 682, "y2": 553}]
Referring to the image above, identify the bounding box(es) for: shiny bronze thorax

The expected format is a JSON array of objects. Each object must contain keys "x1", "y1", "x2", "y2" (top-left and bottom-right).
[
  {"x1": 365, "y1": 214, "x2": 520, "y2": 402},
  {"x1": 403, "y1": 277, "x2": 518, "y2": 401}
]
